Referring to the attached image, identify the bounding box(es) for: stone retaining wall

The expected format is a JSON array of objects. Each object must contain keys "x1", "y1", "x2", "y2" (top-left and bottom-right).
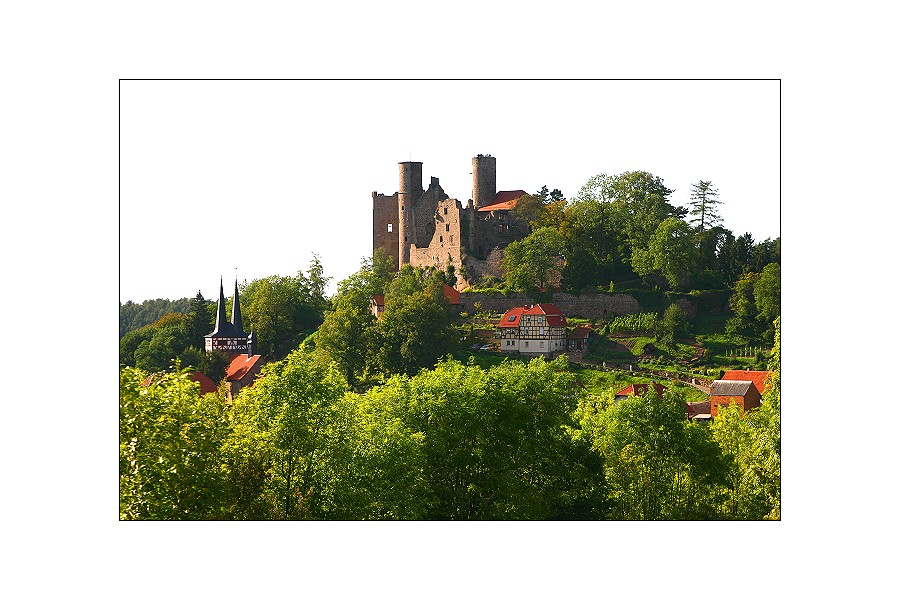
[{"x1": 459, "y1": 291, "x2": 647, "y2": 319}]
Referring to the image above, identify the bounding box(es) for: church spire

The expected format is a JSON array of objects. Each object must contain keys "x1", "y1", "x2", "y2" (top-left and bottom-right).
[
  {"x1": 232, "y1": 278, "x2": 243, "y2": 333},
  {"x1": 213, "y1": 276, "x2": 227, "y2": 334}
]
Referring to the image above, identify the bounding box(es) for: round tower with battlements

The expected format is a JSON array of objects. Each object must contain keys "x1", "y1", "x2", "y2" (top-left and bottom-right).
[
  {"x1": 472, "y1": 154, "x2": 497, "y2": 209},
  {"x1": 398, "y1": 161, "x2": 423, "y2": 266}
]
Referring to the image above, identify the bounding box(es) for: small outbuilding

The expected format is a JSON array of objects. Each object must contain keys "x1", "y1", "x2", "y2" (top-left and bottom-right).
[{"x1": 709, "y1": 379, "x2": 762, "y2": 417}]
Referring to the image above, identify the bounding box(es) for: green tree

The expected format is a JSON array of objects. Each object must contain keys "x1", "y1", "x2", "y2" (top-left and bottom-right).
[
  {"x1": 120, "y1": 297, "x2": 193, "y2": 337},
  {"x1": 609, "y1": 170, "x2": 681, "y2": 256},
  {"x1": 222, "y1": 350, "x2": 349, "y2": 519},
  {"x1": 371, "y1": 267, "x2": 455, "y2": 376},
  {"x1": 316, "y1": 250, "x2": 399, "y2": 384},
  {"x1": 657, "y1": 303, "x2": 687, "y2": 351},
  {"x1": 577, "y1": 386, "x2": 727, "y2": 519},
  {"x1": 315, "y1": 292, "x2": 375, "y2": 385},
  {"x1": 749, "y1": 237, "x2": 781, "y2": 273},
  {"x1": 631, "y1": 217, "x2": 698, "y2": 290},
  {"x1": 687, "y1": 180, "x2": 722, "y2": 232},
  {"x1": 501, "y1": 227, "x2": 565, "y2": 291},
  {"x1": 726, "y1": 271, "x2": 759, "y2": 336},
  {"x1": 710, "y1": 317, "x2": 780, "y2": 519},
  {"x1": 313, "y1": 389, "x2": 428, "y2": 519},
  {"x1": 718, "y1": 231, "x2": 755, "y2": 286},
  {"x1": 183, "y1": 291, "x2": 214, "y2": 348},
  {"x1": 754, "y1": 262, "x2": 781, "y2": 326},
  {"x1": 120, "y1": 365, "x2": 229, "y2": 519},
  {"x1": 131, "y1": 314, "x2": 191, "y2": 372},
  {"x1": 120, "y1": 325, "x2": 155, "y2": 367},
  {"x1": 367, "y1": 357, "x2": 608, "y2": 519},
  {"x1": 239, "y1": 256, "x2": 330, "y2": 359}
]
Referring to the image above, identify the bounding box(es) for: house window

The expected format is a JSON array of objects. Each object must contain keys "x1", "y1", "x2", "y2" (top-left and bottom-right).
[
  {"x1": 524, "y1": 341, "x2": 529, "y2": 348},
  {"x1": 387, "y1": 223, "x2": 393, "y2": 233},
  {"x1": 540, "y1": 342, "x2": 544, "y2": 348}
]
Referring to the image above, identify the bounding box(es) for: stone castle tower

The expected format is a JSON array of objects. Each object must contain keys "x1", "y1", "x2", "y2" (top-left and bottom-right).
[{"x1": 372, "y1": 154, "x2": 529, "y2": 287}]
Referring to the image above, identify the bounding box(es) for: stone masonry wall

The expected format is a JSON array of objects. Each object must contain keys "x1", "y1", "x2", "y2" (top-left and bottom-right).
[
  {"x1": 372, "y1": 192, "x2": 399, "y2": 270},
  {"x1": 459, "y1": 291, "x2": 645, "y2": 319}
]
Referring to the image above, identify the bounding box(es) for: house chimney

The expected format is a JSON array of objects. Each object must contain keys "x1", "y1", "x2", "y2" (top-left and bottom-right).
[{"x1": 247, "y1": 331, "x2": 255, "y2": 357}]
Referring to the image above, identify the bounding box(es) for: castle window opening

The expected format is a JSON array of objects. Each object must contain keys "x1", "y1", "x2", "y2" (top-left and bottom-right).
[
  {"x1": 446, "y1": 224, "x2": 450, "y2": 231},
  {"x1": 439, "y1": 236, "x2": 443, "y2": 243},
  {"x1": 444, "y1": 207, "x2": 448, "y2": 215}
]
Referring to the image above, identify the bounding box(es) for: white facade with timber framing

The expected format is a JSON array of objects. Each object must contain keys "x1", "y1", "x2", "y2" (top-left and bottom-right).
[{"x1": 496, "y1": 303, "x2": 568, "y2": 357}]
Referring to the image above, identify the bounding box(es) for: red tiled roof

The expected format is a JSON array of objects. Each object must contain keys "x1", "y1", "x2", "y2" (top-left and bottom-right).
[
  {"x1": 227, "y1": 354, "x2": 264, "y2": 383},
  {"x1": 498, "y1": 306, "x2": 528, "y2": 328},
  {"x1": 526, "y1": 303, "x2": 567, "y2": 326},
  {"x1": 477, "y1": 190, "x2": 527, "y2": 212},
  {"x1": 188, "y1": 371, "x2": 218, "y2": 395},
  {"x1": 615, "y1": 382, "x2": 667, "y2": 399},
  {"x1": 722, "y1": 370, "x2": 773, "y2": 395},
  {"x1": 497, "y1": 303, "x2": 567, "y2": 328},
  {"x1": 141, "y1": 371, "x2": 218, "y2": 395},
  {"x1": 442, "y1": 283, "x2": 460, "y2": 305},
  {"x1": 372, "y1": 294, "x2": 385, "y2": 307}
]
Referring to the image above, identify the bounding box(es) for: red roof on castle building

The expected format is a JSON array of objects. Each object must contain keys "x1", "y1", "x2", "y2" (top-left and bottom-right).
[
  {"x1": 498, "y1": 303, "x2": 567, "y2": 328},
  {"x1": 477, "y1": 190, "x2": 527, "y2": 212},
  {"x1": 722, "y1": 370, "x2": 773, "y2": 395}
]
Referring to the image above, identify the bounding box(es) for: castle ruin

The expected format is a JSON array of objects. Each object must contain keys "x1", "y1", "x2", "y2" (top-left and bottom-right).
[{"x1": 372, "y1": 154, "x2": 530, "y2": 287}]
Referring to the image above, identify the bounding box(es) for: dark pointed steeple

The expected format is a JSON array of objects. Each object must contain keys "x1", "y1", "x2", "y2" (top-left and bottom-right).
[
  {"x1": 204, "y1": 276, "x2": 249, "y2": 353},
  {"x1": 212, "y1": 276, "x2": 227, "y2": 334},
  {"x1": 232, "y1": 278, "x2": 243, "y2": 333}
]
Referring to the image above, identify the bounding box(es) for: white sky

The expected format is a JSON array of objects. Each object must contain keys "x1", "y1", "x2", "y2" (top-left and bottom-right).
[{"x1": 120, "y1": 79, "x2": 779, "y2": 302}]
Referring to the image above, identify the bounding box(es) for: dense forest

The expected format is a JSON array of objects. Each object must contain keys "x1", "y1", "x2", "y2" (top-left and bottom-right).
[
  {"x1": 120, "y1": 170, "x2": 780, "y2": 520},
  {"x1": 121, "y1": 318, "x2": 779, "y2": 520}
]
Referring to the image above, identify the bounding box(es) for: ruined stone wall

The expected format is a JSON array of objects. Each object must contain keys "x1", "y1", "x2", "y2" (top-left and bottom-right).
[
  {"x1": 409, "y1": 196, "x2": 465, "y2": 272},
  {"x1": 410, "y1": 178, "x2": 449, "y2": 248},
  {"x1": 469, "y1": 210, "x2": 529, "y2": 259},
  {"x1": 459, "y1": 291, "x2": 646, "y2": 319},
  {"x1": 372, "y1": 192, "x2": 400, "y2": 270},
  {"x1": 461, "y1": 247, "x2": 505, "y2": 285}
]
